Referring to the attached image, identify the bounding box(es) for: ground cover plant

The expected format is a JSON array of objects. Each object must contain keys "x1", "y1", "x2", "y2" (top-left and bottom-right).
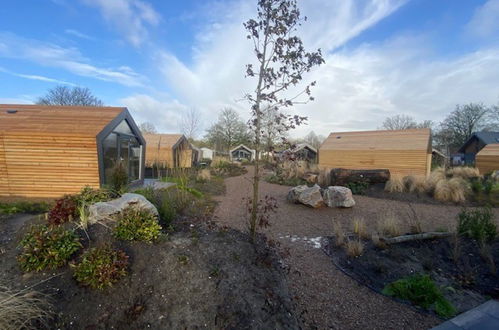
[
  {"x1": 47, "y1": 195, "x2": 77, "y2": 225},
  {"x1": 18, "y1": 225, "x2": 82, "y2": 272},
  {"x1": 457, "y1": 207, "x2": 497, "y2": 242},
  {"x1": 211, "y1": 160, "x2": 247, "y2": 178},
  {"x1": 114, "y1": 206, "x2": 162, "y2": 243},
  {"x1": 72, "y1": 245, "x2": 129, "y2": 289},
  {"x1": 382, "y1": 274, "x2": 456, "y2": 318},
  {"x1": 0, "y1": 201, "x2": 50, "y2": 216}
]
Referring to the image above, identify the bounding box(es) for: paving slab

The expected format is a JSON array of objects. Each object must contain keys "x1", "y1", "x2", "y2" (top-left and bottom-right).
[{"x1": 433, "y1": 300, "x2": 499, "y2": 330}]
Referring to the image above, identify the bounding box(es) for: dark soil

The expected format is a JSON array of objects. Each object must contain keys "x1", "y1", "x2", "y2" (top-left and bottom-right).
[
  {"x1": 0, "y1": 214, "x2": 299, "y2": 329},
  {"x1": 324, "y1": 235, "x2": 499, "y2": 316}
]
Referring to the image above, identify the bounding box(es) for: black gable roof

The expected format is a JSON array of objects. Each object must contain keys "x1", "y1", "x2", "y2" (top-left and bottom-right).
[{"x1": 458, "y1": 131, "x2": 499, "y2": 153}]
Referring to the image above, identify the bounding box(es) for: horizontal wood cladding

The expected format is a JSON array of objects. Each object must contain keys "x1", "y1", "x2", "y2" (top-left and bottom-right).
[
  {"x1": 318, "y1": 150, "x2": 430, "y2": 177},
  {"x1": 476, "y1": 144, "x2": 499, "y2": 174},
  {"x1": 0, "y1": 134, "x2": 100, "y2": 198},
  {"x1": 143, "y1": 133, "x2": 192, "y2": 168}
]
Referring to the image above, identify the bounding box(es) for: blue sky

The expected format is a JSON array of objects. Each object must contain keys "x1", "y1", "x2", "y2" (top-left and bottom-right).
[{"x1": 1, "y1": 0, "x2": 498, "y2": 137}]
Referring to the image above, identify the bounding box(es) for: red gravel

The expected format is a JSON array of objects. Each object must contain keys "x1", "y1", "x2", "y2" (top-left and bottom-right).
[{"x1": 214, "y1": 167, "x2": 499, "y2": 330}]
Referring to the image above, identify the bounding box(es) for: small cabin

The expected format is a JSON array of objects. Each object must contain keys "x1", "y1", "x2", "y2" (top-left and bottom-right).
[
  {"x1": 458, "y1": 131, "x2": 499, "y2": 165},
  {"x1": 476, "y1": 144, "x2": 499, "y2": 174},
  {"x1": 200, "y1": 147, "x2": 214, "y2": 160},
  {"x1": 319, "y1": 128, "x2": 432, "y2": 177},
  {"x1": 0, "y1": 104, "x2": 145, "y2": 198},
  {"x1": 230, "y1": 144, "x2": 255, "y2": 161},
  {"x1": 282, "y1": 143, "x2": 317, "y2": 162},
  {"x1": 143, "y1": 133, "x2": 193, "y2": 168}
]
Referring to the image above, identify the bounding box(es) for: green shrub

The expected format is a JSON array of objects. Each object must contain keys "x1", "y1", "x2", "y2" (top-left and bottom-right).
[
  {"x1": 47, "y1": 195, "x2": 77, "y2": 225},
  {"x1": 457, "y1": 208, "x2": 497, "y2": 242},
  {"x1": 76, "y1": 186, "x2": 113, "y2": 207},
  {"x1": 346, "y1": 181, "x2": 369, "y2": 195},
  {"x1": 110, "y1": 161, "x2": 128, "y2": 194},
  {"x1": 382, "y1": 274, "x2": 456, "y2": 318},
  {"x1": 72, "y1": 245, "x2": 128, "y2": 289},
  {"x1": 0, "y1": 201, "x2": 50, "y2": 215},
  {"x1": 18, "y1": 225, "x2": 82, "y2": 272},
  {"x1": 114, "y1": 206, "x2": 162, "y2": 243}
]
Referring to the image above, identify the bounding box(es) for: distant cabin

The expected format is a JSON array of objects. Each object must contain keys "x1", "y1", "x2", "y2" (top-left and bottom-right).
[
  {"x1": 476, "y1": 144, "x2": 499, "y2": 174},
  {"x1": 0, "y1": 104, "x2": 145, "y2": 198},
  {"x1": 283, "y1": 143, "x2": 317, "y2": 162},
  {"x1": 143, "y1": 133, "x2": 193, "y2": 168},
  {"x1": 458, "y1": 131, "x2": 499, "y2": 166},
  {"x1": 200, "y1": 147, "x2": 214, "y2": 160},
  {"x1": 319, "y1": 128, "x2": 432, "y2": 177},
  {"x1": 230, "y1": 144, "x2": 255, "y2": 161}
]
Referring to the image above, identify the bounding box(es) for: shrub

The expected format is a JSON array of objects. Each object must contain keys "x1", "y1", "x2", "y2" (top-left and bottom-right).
[
  {"x1": 352, "y1": 217, "x2": 368, "y2": 239},
  {"x1": 377, "y1": 213, "x2": 401, "y2": 237},
  {"x1": 110, "y1": 161, "x2": 128, "y2": 193},
  {"x1": 424, "y1": 167, "x2": 446, "y2": 194},
  {"x1": 47, "y1": 195, "x2": 77, "y2": 225},
  {"x1": 345, "y1": 238, "x2": 364, "y2": 257},
  {"x1": 403, "y1": 175, "x2": 426, "y2": 194},
  {"x1": 114, "y1": 206, "x2": 162, "y2": 243},
  {"x1": 382, "y1": 274, "x2": 456, "y2": 318},
  {"x1": 72, "y1": 245, "x2": 128, "y2": 289},
  {"x1": 0, "y1": 201, "x2": 50, "y2": 216},
  {"x1": 457, "y1": 208, "x2": 497, "y2": 242},
  {"x1": 196, "y1": 169, "x2": 211, "y2": 182},
  {"x1": 76, "y1": 186, "x2": 113, "y2": 207},
  {"x1": 448, "y1": 166, "x2": 480, "y2": 180},
  {"x1": 434, "y1": 178, "x2": 469, "y2": 203},
  {"x1": 346, "y1": 181, "x2": 369, "y2": 195},
  {"x1": 385, "y1": 176, "x2": 404, "y2": 193},
  {"x1": 18, "y1": 225, "x2": 81, "y2": 272},
  {"x1": 0, "y1": 284, "x2": 52, "y2": 330}
]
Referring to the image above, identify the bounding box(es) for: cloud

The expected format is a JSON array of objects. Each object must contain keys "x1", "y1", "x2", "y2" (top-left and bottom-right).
[
  {"x1": 81, "y1": 0, "x2": 160, "y2": 47},
  {"x1": 0, "y1": 32, "x2": 144, "y2": 86},
  {"x1": 120, "y1": 94, "x2": 189, "y2": 132},
  {"x1": 65, "y1": 29, "x2": 95, "y2": 41},
  {"x1": 466, "y1": 0, "x2": 499, "y2": 38},
  {"x1": 0, "y1": 66, "x2": 77, "y2": 86}
]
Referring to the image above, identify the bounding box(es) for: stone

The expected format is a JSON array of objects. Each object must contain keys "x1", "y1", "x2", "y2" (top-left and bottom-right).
[
  {"x1": 322, "y1": 186, "x2": 355, "y2": 208},
  {"x1": 88, "y1": 193, "x2": 158, "y2": 224},
  {"x1": 491, "y1": 170, "x2": 499, "y2": 182},
  {"x1": 287, "y1": 184, "x2": 324, "y2": 208}
]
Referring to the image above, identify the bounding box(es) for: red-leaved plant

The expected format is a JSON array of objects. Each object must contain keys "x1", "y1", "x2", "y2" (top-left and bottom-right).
[{"x1": 48, "y1": 195, "x2": 77, "y2": 225}]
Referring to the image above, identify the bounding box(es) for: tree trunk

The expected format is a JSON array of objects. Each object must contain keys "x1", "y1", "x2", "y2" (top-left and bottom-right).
[
  {"x1": 329, "y1": 168, "x2": 390, "y2": 186},
  {"x1": 381, "y1": 232, "x2": 452, "y2": 244}
]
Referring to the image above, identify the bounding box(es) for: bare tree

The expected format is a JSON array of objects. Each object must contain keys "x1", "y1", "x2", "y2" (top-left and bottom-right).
[
  {"x1": 205, "y1": 108, "x2": 250, "y2": 151},
  {"x1": 302, "y1": 131, "x2": 325, "y2": 150},
  {"x1": 37, "y1": 86, "x2": 103, "y2": 106},
  {"x1": 244, "y1": 0, "x2": 324, "y2": 239},
  {"x1": 138, "y1": 122, "x2": 157, "y2": 134},
  {"x1": 261, "y1": 105, "x2": 288, "y2": 158},
  {"x1": 381, "y1": 114, "x2": 417, "y2": 130},
  {"x1": 179, "y1": 108, "x2": 201, "y2": 140}
]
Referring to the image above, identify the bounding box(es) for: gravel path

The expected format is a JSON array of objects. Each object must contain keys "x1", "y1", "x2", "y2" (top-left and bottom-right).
[{"x1": 213, "y1": 167, "x2": 499, "y2": 330}]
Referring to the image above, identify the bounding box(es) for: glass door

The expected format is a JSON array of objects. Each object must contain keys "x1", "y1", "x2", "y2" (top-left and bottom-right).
[{"x1": 119, "y1": 137, "x2": 130, "y2": 180}]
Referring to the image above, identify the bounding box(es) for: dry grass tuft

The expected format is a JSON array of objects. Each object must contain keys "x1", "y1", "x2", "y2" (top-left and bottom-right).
[
  {"x1": 424, "y1": 167, "x2": 447, "y2": 194},
  {"x1": 377, "y1": 213, "x2": 401, "y2": 238},
  {"x1": 371, "y1": 232, "x2": 387, "y2": 249},
  {"x1": 352, "y1": 217, "x2": 369, "y2": 239},
  {"x1": 403, "y1": 175, "x2": 426, "y2": 194},
  {"x1": 434, "y1": 177, "x2": 469, "y2": 203},
  {"x1": 385, "y1": 175, "x2": 404, "y2": 193},
  {"x1": 332, "y1": 219, "x2": 346, "y2": 246},
  {"x1": 345, "y1": 238, "x2": 364, "y2": 257},
  {"x1": 448, "y1": 166, "x2": 480, "y2": 180},
  {"x1": 197, "y1": 169, "x2": 211, "y2": 182},
  {"x1": 0, "y1": 285, "x2": 52, "y2": 330}
]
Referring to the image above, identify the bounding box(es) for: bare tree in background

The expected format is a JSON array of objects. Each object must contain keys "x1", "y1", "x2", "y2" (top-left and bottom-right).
[
  {"x1": 261, "y1": 105, "x2": 288, "y2": 159},
  {"x1": 37, "y1": 86, "x2": 104, "y2": 106},
  {"x1": 381, "y1": 114, "x2": 433, "y2": 130},
  {"x1": 139, "y1": 122, "x2": 157, "y2": 134},
  {"x1": 179, "y1": 108, "x2": 201, "y2": 140},
  {"x1": 302, "y1": 131, "x2": 325, "y2": 150},
  {"x1": 244, "y1": 0, "x2": 324, "y2": 240},
  {"x1": 205, "y1": 108, "x2": 251, "y2": 151}
]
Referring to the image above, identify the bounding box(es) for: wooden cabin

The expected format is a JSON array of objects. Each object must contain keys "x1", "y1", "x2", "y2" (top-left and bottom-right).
[
  {"x1": 230, "y1": 144, "x2": 255, "y2": 161},
  {"x1": 458, "y1": 131, "x2": 499, "y2": 165},
  {"x1": 319, "y1": 128, "x2": 432, "y2": 177},
  {"x1": 476, "y1": 144, "x2": 499, "y2": 174},
  {"x1": 143, "y1": 133, "x2": 193, "y2": 168},
  {"x1": 282, "y1": 143, "x2": 318, "y2": 162},
  {"x1": 0, "y1": 104, "x2": 145, "y2": 198}
]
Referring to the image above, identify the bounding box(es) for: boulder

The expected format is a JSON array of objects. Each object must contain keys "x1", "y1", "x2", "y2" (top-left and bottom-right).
[
  {"x1": 322, "y1": 186, "x2": 355, "y2": 208},
  {"x1": 88, "y1": 193, "x2": 159, "y2": 224},
  {"x1": 287, "y1": 184, "x2": 324, "y2": 208}
]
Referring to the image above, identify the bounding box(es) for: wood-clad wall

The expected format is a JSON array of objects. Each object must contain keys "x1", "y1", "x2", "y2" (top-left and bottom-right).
[
  {"x1": 0, "y1": 134, "x2": 9, "y2": 195},
  {"x1": 0, "y1": 133, "x2": 100, "y2": 198},
  {"x1": 476, "y1": 144, "x2": 499, "y2": 174},
  {"x1": 318, "y1": 150, "x2": 430, "y2": 177},
  {"x1": 144, "y1": 134, "x2": 193, "y2": 168}
]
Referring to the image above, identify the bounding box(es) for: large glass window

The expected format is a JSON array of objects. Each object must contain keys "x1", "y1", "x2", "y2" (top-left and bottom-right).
[{"x1": 101, "y1": 120, "x2": 142, "y2": 184}]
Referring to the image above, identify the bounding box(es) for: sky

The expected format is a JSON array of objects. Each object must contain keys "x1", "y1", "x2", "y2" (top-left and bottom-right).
[{"x1": 0, "y1": 0, "x2": 498, "y2": 138}]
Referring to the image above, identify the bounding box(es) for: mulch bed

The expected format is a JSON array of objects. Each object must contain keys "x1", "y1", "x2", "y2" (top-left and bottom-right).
[{"x1": 324, "y1": 235, "x2": 499, "y2": 317}]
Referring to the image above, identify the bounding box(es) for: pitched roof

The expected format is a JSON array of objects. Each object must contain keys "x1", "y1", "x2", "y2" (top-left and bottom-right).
[
  {"x1": 320, "y1": 128, "x2": 431, "y2": 151},
  {"x1": 230, "y1": 144, "x2": 255, "y2": 153},
  {"x1": 477, "y1": 143, "x2": 499, "y2": 156},
  {"x1": 0, "y1": 104, "x2": 124, "y2": 136},
  {"x1": 142, "y1": 133, "x2": 187, "y2": 149},
  {"x1": 291, "y1": 143, "x2": 317, "y2": 154},
  {"x1": 458, "y1": 131, "x2": 499, "y2": 153}
]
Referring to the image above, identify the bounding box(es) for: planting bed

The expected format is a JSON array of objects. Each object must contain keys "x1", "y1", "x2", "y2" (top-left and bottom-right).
[
  {"x1": 324, "y1": 235, "x2": 499, "y2": 317},
  {"x1": 0, "y1": 213, "x2": 298, "y2": 329}
]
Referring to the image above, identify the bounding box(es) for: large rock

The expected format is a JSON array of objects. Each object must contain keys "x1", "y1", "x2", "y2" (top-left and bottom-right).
[
  {"x1": 287, "y1": 184, "x2": 324, "y2": 208},
  {"x1": 322, "y1": 186, "x2": 355, "y2": 208},
  {"x1": 88, "y1": 193, "x2": 159, "y2": 224}
]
